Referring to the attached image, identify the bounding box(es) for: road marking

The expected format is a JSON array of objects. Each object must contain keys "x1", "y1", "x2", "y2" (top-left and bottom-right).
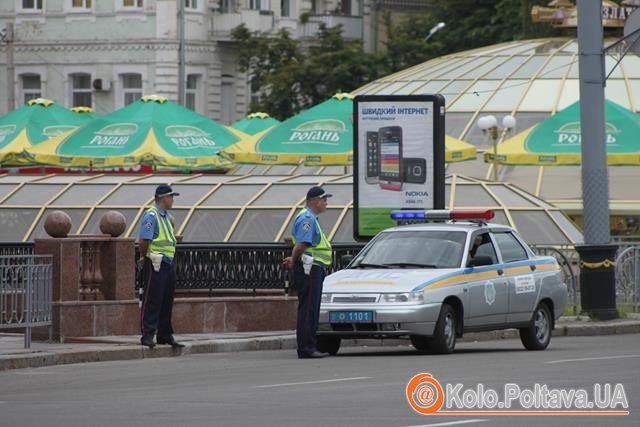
[
  {"x1": 402, "y1": 420, "x2": 487, "y2": 427},
  {"x1": 255, "y1": 376, "x2": 371, "y2": 388},
  {"x1": 545, "y1": 354, "x2": 640, "y2": 364}
]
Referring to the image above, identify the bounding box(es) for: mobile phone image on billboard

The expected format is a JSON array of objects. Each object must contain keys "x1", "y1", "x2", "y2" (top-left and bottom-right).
[
  {"x1": 403, "y1": 157, "x2": 427, "y2": 184},
  {"x1": 378, "y1": 126, "x2": 403, "y2": 191},
  {"x1": 365, "y1": 131, "x2": 379, "y2": 184}
]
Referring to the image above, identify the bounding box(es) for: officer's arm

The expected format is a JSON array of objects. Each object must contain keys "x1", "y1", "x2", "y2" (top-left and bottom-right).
[
  {"x1": 290, "y1": 242, "x2": 310, "y2": 263},
  {"x1": 283, "y1": 242, "x2": 310, "y2": 269},
  {"x1": 138, "y1": 239, "x2": 150, "y2": 262}
]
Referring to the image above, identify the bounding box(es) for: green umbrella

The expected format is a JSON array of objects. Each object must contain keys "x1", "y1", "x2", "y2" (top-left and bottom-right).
[
  {"x1": 486, "y1": 99, "x2": 640, "y2": 165},
  {"x1": 0, "y1": 98, "x2": 92, "y2": 166},
  {"x1": 221, "y1": 93, "x2": 354, "y2": 166},
  {"x1": 26, "y1": 95, "x2": 245, "y2": 169},
  {"x1": 231, "y1": 112, "x2": 280, "y2": 135}
]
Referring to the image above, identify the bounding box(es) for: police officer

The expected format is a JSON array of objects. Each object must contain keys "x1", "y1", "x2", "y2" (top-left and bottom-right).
[
  {"x1": 283, "y1": 186, "x2": 332, "y2": 359},
  {"x1": 138, "y1": 184, "x2": 184, "y2": 349}
]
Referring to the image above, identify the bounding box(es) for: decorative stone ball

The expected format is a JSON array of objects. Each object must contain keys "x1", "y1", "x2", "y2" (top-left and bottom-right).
[
  {"x1": 99, "y1": 210, "x2": 127, "y2": 237},
  {"x1": 44, "y1": 210, "x2": 72, "y2": 238}
]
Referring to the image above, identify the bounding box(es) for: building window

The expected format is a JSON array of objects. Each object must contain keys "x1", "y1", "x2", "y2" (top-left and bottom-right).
[
  {"x1": 122, "y1": 0, "x2": 143, "y2": 7},
  {"x1": 281, "y1": 0, "x2": 289, "y2": 17},
  {"x1": 185, "y1": 0, "x2": 197, "y2": 9},
  {"x1": 340, "y1": 0, "x2": 351, "y2": 15},
  {"x1": 220, "y1": 0, "x2": 234, "y2": 13},
  {"x1": 186, "y1": 74, "x2": 200, "y2": 111},
  {"x1": 72, "y1": 0, "x2": 91, "y2": 8},
  {"x1": 21, "y1": 74, "x2": 42, "y2": 104},
  {"x1": 70, "y1": 73, "x2": 92, "y2": 107},
  {"x1": 249, "y1": 0, "x2": 269, "y2": 11},
  {"x1": 21, "y1": 0, "x2": 43, "y2": 10},
  {"x1": 121, "y1": 73, "x2": 142, "y2": 105}
]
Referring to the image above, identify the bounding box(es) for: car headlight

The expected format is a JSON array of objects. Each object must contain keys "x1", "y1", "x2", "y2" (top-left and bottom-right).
[
  {"x1": 382, "y1": 292, "x2": 424, "y2": 303},
  {"x1": 321, "y1": 293, "x2": 332, "y2": 303}
]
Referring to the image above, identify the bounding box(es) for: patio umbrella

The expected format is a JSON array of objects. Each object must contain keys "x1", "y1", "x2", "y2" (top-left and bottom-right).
[
  {"x1": 221, "y1": 93, "x2": 477, "y2": 166},
  {"x1": 70, "y1": 106, "x2": 100, "y2": 119},
  {"x1": 220, "y1": 93, "x2": 355, "y2": 166},
  {"x1": 485, "y1": 99, "x2": 640, "y2": 166},
  {"x1": 445, "y1": 135, "x2": 476, "y2": 162},
  {"x1": 0, "y1": 98, "x2": 92, "y2": 166},
  {"x1": 25, "y1": 95, "x2": 244, "y2": 170},
  {"x1": 231, "y1": 112, "x2": 280, "y2": 135}
]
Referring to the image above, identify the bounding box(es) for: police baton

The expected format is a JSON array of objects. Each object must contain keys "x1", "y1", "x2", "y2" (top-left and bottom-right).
[{"x1": 136, "y1": 258, "x2": 144, "y2": 308}]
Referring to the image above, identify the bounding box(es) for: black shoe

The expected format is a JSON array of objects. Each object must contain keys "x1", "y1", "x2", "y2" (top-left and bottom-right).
[
  {"x1": 157, "y1": 337, "x2": 185, "y2": 349},
  {"x1": 141, "y1": 336, "x2": 155, "y2": 348},
  {"x1": 299, "y1": 351, "x2": 328, "y2": 359}
]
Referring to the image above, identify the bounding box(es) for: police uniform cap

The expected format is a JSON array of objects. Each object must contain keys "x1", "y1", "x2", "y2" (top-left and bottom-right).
[
  {"x1": 306, "y1": 186, "x2": 332, "y2": 201},
  {"x1": 155, "y1": 184, "x2": 180, "y2": 198}
]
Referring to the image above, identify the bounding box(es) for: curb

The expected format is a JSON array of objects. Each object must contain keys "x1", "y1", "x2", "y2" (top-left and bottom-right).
[{"x1": 1, "y1": 321, "x2": 639, "y2": 372}]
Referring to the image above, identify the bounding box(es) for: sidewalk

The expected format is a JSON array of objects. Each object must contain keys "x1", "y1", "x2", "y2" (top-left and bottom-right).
[{"x1": 2, "y1": 316, "x2": 640, "y2": 372}]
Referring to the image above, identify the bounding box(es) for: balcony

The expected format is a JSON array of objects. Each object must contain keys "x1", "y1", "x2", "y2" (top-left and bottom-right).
[
  {"x1": 211, "y1": 9, "x2": 275, "y2": 41},
  {"x1": 301, "y1": 14, "x2": 363, "y2": 40}
]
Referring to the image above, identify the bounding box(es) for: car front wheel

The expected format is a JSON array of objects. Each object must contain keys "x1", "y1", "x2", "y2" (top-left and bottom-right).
[
  {"x1": 519, "y1": 303, "x2": 552, "y2": 351},
  {"x1": 428, "y1": 303, "x2": 457, "y2": 354}
]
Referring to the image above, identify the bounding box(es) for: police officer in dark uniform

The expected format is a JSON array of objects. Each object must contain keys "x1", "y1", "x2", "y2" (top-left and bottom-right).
[
  {"x1": 138, "y1": 184, "x2": 184, "y2": 349},
  {"x1": 283, "y1": 186, "x2": 333, "y2": 359}
]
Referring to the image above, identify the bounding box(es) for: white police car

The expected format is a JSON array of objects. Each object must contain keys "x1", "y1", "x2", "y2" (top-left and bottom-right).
[{"x1": 317, "y1": 210, "x2": 567, "y2": 355}]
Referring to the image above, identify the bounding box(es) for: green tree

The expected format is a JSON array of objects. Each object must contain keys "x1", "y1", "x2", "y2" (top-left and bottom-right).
[
  {"x1": 232, "y1": 24, "x2": 379, "y2": 119},
  {"x1": 382, "y1": 0, "x2": 558, "y2": 74},
  {"x1": 232, "y1": 25, "x2": 306, "y2": 120}
]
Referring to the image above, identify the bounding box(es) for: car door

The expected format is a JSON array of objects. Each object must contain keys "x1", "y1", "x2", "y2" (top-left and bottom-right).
[
  {"x1": 493, "y1": 231, "x2": 539, "y2": 324},
  {"x1": 465, "y1": 232, "x2": 509, "y2": 328}
]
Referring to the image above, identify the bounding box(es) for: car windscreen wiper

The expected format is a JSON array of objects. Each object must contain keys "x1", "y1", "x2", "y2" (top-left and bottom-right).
[
  {"x1": 384, "y1": 262, "x2": 438, "y2": 268},
  {"x1": 353, "y1": 262, "x2": 391, "y2": 269}
]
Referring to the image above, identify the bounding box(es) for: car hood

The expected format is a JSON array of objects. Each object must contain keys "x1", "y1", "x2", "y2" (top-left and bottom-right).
[{"x1": 323, "y1": 268, "x2": 461, "y2": 293}]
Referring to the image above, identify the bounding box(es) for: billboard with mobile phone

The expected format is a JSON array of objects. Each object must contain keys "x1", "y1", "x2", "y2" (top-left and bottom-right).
[{"x1": 353, "y1": 95, "x2": 445, "y2": 240}]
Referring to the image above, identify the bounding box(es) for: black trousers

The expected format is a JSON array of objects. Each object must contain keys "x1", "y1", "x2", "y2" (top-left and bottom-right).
[
  {"x1": 140, "y1": 258, "x2": 176, "y2": 340},
  {"x1": 293, "y1": 262, "x2": 327, "y2": 357}
]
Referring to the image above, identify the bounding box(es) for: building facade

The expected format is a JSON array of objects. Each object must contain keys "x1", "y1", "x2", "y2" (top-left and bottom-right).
[{"x1": 0, "y1": 0, "x2": 427, "y2": 122}]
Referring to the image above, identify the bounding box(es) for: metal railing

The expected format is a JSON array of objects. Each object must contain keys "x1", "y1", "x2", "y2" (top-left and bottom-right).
[
  {"x1": 615, "y1": 246, "x2": 640, "y2": 312},
  {"x1": 140, "y1": 243, "x2": 365, "y2": 294},
  {"x1": 0, "y1": 255, "x2": 53, "y2": 348}
]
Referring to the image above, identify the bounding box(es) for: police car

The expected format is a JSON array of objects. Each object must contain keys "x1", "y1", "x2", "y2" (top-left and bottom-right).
[{"x1": 317, "y1": 210, "x2": 567, "y2": 355}]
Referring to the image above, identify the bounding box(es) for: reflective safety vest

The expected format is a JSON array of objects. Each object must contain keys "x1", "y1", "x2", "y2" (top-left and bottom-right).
[
  {"x1": 292, "y1": 208, "x2": 332, "y2": 266},
  {"x1": 146, "y1": 206, "x2": 177, "y2": 259}
]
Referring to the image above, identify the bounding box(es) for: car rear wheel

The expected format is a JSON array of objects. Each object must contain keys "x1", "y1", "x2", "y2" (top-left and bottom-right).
[
  {"x1": 428, "y1": 303, "x2": 457, "y2": 354},
  {"x1": 316, "y1": 336, "x2": 341, "y2": 355},
  {"x1": 519, "y1": 303, "x2": 552, "y2": 351}
]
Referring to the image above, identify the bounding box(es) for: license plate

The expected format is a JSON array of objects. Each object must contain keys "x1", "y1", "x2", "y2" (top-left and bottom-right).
[{"x1": 329, "y1": 311, "x2": 374, "y2": 323}]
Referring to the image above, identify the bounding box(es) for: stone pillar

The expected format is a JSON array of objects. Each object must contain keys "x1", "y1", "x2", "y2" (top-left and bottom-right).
[
  {"x1": 34, "y1": 238, "x2": 82, "y2": 302},
  {"x1": 100, "y1": 238, "x2": 136, "y2": 300}
]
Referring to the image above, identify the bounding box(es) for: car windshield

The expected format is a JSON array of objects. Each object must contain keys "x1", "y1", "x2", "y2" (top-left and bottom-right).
[{"x1": 351, "y1": 230, "x2": 467, "y2": 269}]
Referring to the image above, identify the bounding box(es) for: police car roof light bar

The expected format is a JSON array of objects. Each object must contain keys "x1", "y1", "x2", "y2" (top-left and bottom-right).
[{"x1": 390, "y1": 209, "x2": 494, "y2": 222}]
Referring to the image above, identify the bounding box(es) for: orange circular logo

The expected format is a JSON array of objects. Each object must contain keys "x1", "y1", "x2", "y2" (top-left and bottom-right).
[{"x1": 406, "y1": 373, "x2": 445, "y2": 414}]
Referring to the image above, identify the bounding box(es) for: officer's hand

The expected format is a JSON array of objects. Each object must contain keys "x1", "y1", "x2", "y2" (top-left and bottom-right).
[{"x1": 283, "y1": 257, "x2": 293, "y2": 269}]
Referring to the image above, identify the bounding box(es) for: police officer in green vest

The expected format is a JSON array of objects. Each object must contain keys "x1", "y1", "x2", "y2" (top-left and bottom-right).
[
  {"x1": 138, "y1": 184, "x2": 184, "y2": 349},
  {"x1": 283, "y1": 186, "x2": 333, "y2": 358}
]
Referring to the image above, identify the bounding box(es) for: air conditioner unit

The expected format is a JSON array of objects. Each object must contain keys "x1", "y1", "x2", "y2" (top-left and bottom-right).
[{"x1": 92, "y1": 78, "x2": 112, "y2": 92}]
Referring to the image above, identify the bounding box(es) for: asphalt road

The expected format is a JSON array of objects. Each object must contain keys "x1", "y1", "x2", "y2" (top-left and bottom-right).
[{"x1": 1, "y1": 335, "x2": 638, "y2": 427}]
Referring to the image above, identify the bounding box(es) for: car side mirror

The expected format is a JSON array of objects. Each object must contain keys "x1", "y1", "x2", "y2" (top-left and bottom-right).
[
  {"x1": 340, "y1": 254, "x2": 354, "y2": 265},
  {"x1": 468, "y1": 255, "x2": 493, "y2": 267}
]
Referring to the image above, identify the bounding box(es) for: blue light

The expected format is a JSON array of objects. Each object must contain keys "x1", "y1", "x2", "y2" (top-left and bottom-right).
[{"x1": 390, "y1": 210, "x2": 426, "y2": 220}]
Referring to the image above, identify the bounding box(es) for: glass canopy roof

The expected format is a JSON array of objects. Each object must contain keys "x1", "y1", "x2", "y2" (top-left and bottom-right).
[
  {"x1": 0, "y1": 167, "x2": 582, "y2": 245},
  {"x1": 354, "y1": 38, "x2": 640, "y2": 213}
]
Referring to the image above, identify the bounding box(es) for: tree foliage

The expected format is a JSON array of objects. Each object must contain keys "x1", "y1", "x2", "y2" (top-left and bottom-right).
[
  {"x1": 232, "y1": 24, "x2": 378, "y2": 120},
  {"x1": 382, "y1": 0, "x2": 559, "y2": 74}
]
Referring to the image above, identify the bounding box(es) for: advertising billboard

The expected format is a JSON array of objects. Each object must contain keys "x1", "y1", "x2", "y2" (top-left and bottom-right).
[{"x1": 353, "y1": 95, "x2": 445, "y2": 240}]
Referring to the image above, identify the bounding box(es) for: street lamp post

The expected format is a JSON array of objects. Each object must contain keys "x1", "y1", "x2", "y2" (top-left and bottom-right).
[
  {"x1": 425, "y1": 22, "x2": 446, "y2": 42},
  {"x1": 477, "y1": 115, "x2": 516, "y2": 181}
]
